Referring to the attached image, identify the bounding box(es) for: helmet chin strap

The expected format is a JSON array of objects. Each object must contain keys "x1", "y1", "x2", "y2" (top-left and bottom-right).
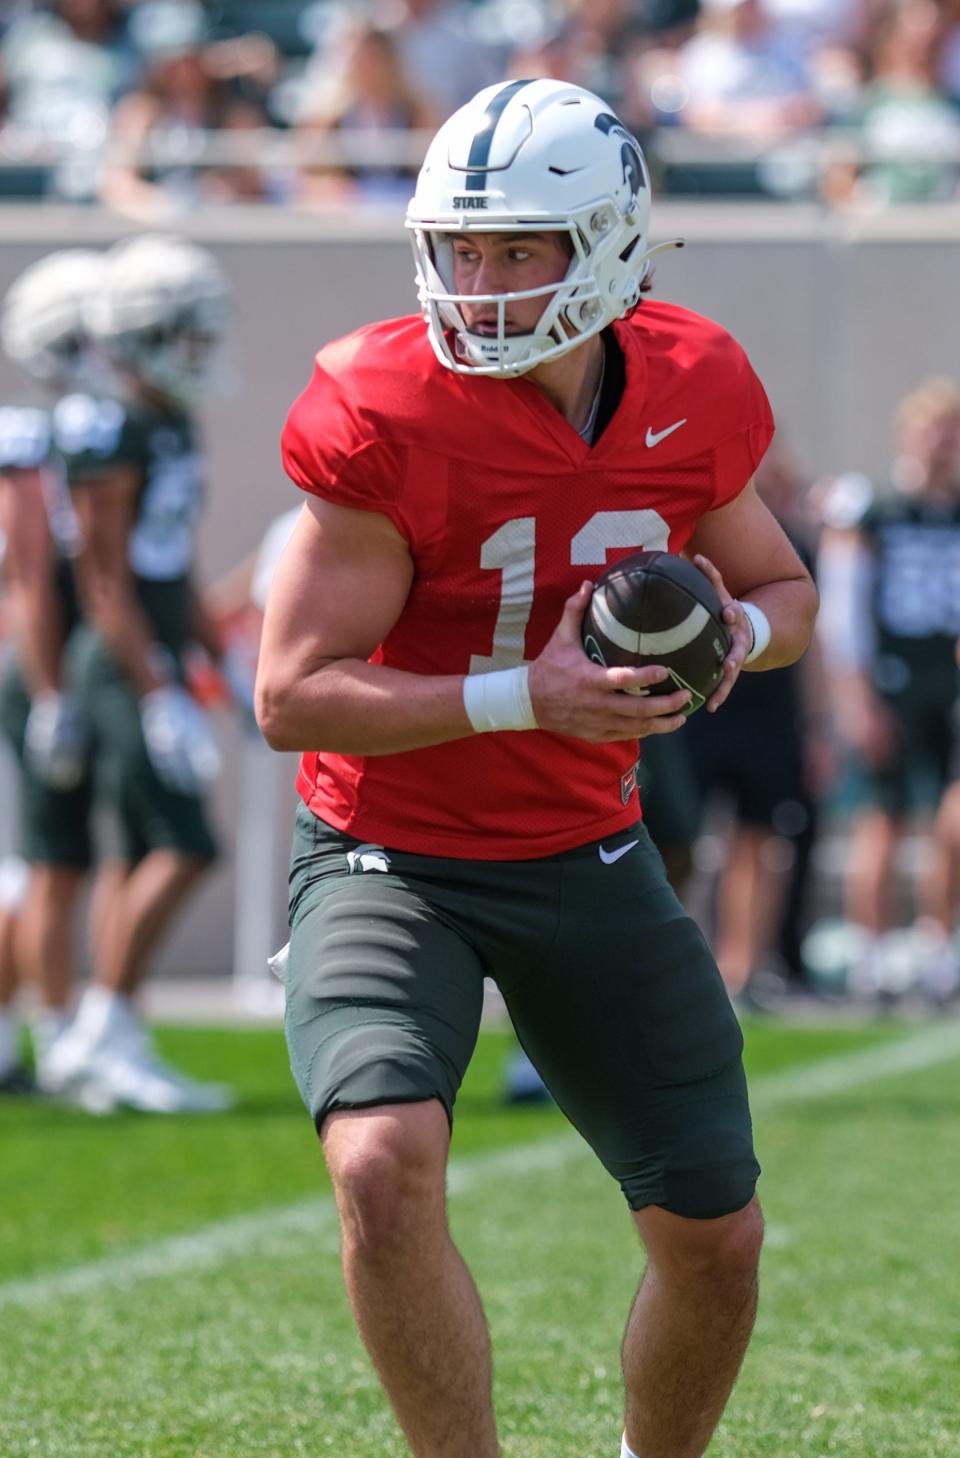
[
  {"x1": 637, "y1": 238, "x2": 685, "y2": 271},
  {"x1": 457, "y1": 326, "x2": 557, "y2": 375}
]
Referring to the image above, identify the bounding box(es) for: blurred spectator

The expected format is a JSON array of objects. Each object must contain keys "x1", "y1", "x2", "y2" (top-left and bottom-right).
[
  {"x1": 0, "y1": 0, "x2": 140, "y2": 199},
  {"x1": 555, "y1": 0, "x2": 649, "y2": 112},
  {"x1": 294, "y1": 21, "x2": 437, "y2": 207},
  {"x1": 373, "y1": 0, "x2": 501, "y2": 120},
  {"x1": 100, "y1": 0, "x2": 274, "y2": 218},
  {"x1": 823, "y1": 0, "x2": 960, "y2": 205},
  {"x1": 817, "y1": 376, "x2": 960, "y2": 997},
  {"x1": 685, "y1": 440, "x2": 835, "y2": 1004},
  {"x1": 941, "y1": 0, "x2": 960, "y2": 101},
  {"x1": 509, "y1": 1, "x2": 663, "y2": 133},
  {"x1": 675, "y1": 0, "x2": 823, "y2": 139}
]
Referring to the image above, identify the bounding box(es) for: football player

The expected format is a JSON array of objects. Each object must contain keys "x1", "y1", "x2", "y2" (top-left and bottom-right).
[
  {"x1": 257, "y1": 80, "x2": 818, "y2": 1458},
  {"x1": 40, "y1": 234, "x2": 233, "y2": 1115},
  {"x1": 817, "y1": 376, "x2": 960, "y2": 1001},
  {"x1": 0, "y1": 249, "x2": 106, "y2": 1094}
]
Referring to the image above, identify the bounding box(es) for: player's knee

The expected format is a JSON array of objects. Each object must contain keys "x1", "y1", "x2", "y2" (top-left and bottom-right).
[
  {"x1": 648, "y1": 1197, "x2": 763, "y2": 1295},
  {"x1": 661, "y1": 1127, "x2": 761, "y2": 1222},
  {"x1": 159, "y1": 848, "x2": 216, "y2": 886},
  {"x1": 323, "y1": 1104, "x2": 448, "y2": 1253}
]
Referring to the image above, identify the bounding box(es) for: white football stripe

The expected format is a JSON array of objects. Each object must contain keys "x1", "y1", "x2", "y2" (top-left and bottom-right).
[
  {"x1": 593, "y1": 591, "x2": 710, "y2": 657},
  {"x1": 4, "y1": 1021, "x2": 960, "y2": 1310}
]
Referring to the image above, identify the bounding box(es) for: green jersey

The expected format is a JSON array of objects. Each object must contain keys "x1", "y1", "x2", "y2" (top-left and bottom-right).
[{"x1": 55, "y1": 393, "x2": 205, "y2": 652}]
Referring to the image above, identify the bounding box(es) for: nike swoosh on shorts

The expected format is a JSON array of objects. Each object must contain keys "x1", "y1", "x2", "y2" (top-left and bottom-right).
[{"x1": 598, "y1": 839, "x2": 640, "y2": 865}]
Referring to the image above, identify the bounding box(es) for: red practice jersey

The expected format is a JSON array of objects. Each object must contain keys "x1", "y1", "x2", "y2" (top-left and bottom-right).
[{"x1": 282, "y1": 303, "x2": 774, "y2": 859}]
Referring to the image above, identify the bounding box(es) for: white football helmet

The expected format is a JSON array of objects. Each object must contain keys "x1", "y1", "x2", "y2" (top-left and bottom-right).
[
  {"x1": 407, "y1": 78, "x2": 664, "y2": 377},
  {"x1": 87, "y1": 235, "x2": 231, "y2": 405},
  {"x1": 1, "y1": 249, "x2": 106, "y2": 390}
]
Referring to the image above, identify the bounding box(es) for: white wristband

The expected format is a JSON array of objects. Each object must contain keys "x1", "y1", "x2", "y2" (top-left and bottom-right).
[
  {"x1": 739, "y1": 600, "x2": 772, "y2": 663},
  {"x1": 462, "y1": 666, "x2": 538, "y2": 733}
]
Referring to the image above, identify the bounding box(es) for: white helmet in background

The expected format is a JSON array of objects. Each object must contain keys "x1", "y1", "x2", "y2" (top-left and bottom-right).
[
  {"x1": 406, "y1": 78, "x2": 661, "y2": 378},
  {"x1": 87, "y1": 235, "x2": 231, "y2": 405},
  {"x1": 1, "y1": 249, "x2": 106, "y2": 390}
]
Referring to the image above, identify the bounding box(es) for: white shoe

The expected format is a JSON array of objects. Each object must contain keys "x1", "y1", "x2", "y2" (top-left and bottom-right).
[
  {"x1": 92, "y1": 1043, "x2": 235, "y2": 1114},
  {"x1": 38, "y1": 994, "x2": 233, "y2": 1115}
]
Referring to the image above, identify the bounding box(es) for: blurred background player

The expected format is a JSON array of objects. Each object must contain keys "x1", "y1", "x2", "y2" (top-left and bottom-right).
[
  {"x1": 0, "y1": 248, "x2": 104, "y2": 1090},
  {"x1": 817, "y1": 376, "x2": 960, "y2": 1001},
  {"x1": 685, "y1": 438, "x2": 835, "y2": 1006},
  {"x1": 40, "y1": 234, "x2": 233, "y2": 1113}
]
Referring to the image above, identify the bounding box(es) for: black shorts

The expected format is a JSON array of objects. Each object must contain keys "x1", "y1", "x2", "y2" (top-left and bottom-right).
[
  {"x1": 688, "y1": 711, "x2": 808, "y2": 832},
  {"x1": 285, "y1": 805, "x2": 760, "y2": 1219},
  {"x1": 636, "y1": 732, "x2": 702, "y2": 851},
  {"x1": 861, "y1": 688, "x2": 957, "y2": 816}
]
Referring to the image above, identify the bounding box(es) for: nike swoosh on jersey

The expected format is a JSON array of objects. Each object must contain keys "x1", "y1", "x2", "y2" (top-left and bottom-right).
[
  {"x1": 598, "y1": 838, "x2": 640, "y2": 865},
  {"x1": 645, "y1": 419, "x2": 687, "y2": 448}
]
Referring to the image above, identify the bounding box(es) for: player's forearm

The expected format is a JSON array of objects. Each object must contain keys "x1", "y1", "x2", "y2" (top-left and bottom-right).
[
  {"x1": 256, "y1": 657, "x2": 475, "y2": 754},
  {"x1": 739, "y1": 576, "x2": 819, "y2": 671}
]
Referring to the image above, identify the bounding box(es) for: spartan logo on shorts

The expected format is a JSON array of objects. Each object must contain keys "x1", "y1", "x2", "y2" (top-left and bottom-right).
[{"x1": 346, "y1": 844, "x2": 392, "y2": 874}]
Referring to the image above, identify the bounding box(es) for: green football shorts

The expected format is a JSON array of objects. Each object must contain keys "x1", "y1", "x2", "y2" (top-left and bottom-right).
[
  {"x1": 0, "y1": 657, "x2": 94, "y2": 868},
  {"x1": 65, "y1": 627, "x2": 218, "y2": 865},
  {"x1": 285, "y1": 805, "x2": 760, "y2": 1219}
]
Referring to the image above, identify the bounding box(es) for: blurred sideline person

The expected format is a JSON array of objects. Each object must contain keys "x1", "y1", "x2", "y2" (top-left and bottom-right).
[
  {"x1": 685, "y1": 439, "x2": 835, "y2": 1004},
  {"x1": 256, "y1": 79, "x2": 817, "y2": 1458},
  {"x1": 817, "y1": 376, "x2": 960, "y2": 998},
  {"x1": 41, "y1": 235, "x2": 233, "y2": 1114},
  {"x1": 0, "y1": 249, "x2": 108, "y2": 1088}
]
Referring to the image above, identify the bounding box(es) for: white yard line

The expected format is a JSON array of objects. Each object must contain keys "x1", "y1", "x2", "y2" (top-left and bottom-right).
[{"x1": 3, "y1": 1020, "x2": 959, "y2": 1311}]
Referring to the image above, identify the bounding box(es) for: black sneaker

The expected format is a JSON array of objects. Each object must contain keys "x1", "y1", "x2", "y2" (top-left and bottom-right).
[{"x1": 0, "y1": 1063, "x2": 37, "y2": 1096}]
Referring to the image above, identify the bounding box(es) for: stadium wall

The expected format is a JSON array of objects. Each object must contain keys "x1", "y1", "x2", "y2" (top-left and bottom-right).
[{"x1": 0, "y1": 203, "x2": 957, "y2": 980}]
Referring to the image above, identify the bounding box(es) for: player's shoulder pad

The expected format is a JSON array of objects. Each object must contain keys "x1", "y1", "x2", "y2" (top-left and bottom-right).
[
  {"x1": 819, "y1": 472, "x2": 876, "y2": 530},
  {"x1": 53, "y1": 392, "x2": 128, "y2": 461},
  {"x1": 0, "y1": 403, "x2": 51, "y2": 472}
]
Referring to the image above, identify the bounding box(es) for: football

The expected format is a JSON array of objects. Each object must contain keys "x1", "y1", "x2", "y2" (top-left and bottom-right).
[{"x1": 581, "y1": 550, "x2": 732, "y2": 714}]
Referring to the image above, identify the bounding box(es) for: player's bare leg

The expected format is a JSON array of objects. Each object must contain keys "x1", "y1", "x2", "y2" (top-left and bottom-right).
[
  {"x1": 845, "y1": 810, "x2": 899, "y2": 933},
  {"x1": 42, "y1": 850, "x2": 227, "y2": 1112},
  {"x1": 919, "y1": 783, "x2": 960, "y2": 931},
  {"x1": 93, "y1": 850, "x2": 210, "y2": 996},
  {"x1": 85, "y1": 860, "x2": 129, "y2": 981},
  {"x1": 713, "y1": 826, "x2": 784, "y2": 997},
  {"x1": 17, "y1": 865, "x2": 85, "y2": 1009},
  {"x1": 323, "y1": 1101, "x2": 500, "y2": 1458},
  {"x1": 622, "y1": 1198, "x2": 763, "y2": 1458}
]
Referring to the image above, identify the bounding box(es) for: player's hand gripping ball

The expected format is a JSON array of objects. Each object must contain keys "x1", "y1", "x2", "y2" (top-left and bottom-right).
[{"x1": 581, "y1": 550, "x2": 732, "y2": 714}]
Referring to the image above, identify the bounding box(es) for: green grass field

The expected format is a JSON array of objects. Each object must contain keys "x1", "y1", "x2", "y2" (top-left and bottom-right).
[{"x1": 3, "y1": 1015, "x2": 960, "y2": 1458}]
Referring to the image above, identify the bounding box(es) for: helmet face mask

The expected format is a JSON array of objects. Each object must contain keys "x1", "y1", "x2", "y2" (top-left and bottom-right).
[{"x1": 406, "y1": 79, "x2": 655, "y2": 377}]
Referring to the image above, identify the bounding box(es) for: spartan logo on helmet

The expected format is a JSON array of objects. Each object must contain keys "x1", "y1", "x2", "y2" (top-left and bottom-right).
[{"x1": 594, "y1": 113, "x2": 647, "y2": 205}]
